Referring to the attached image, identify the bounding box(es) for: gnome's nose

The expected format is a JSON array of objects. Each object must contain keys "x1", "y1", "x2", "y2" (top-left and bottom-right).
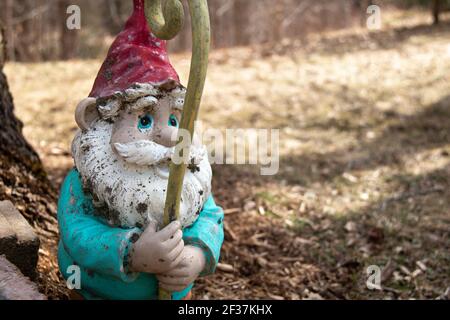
[{"x1": 152, "y1": 126, "x2": 178, "y2": 148}]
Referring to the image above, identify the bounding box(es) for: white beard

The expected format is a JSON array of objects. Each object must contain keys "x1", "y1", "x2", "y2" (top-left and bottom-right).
[{"x1": 71, "y1": 121, "x2": 212, "y2": 230}]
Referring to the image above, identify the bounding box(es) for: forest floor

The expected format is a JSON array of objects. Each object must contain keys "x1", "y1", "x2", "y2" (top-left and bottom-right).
[{"x1": 4, "y1": 11, "x2": 450, "y2": 299}]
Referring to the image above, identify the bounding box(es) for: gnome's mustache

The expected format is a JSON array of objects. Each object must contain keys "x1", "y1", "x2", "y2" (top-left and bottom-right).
[
  {"x1": 114, "y1": 140, "x2": 174, "y2": 166},
  {"x1": 114, "y1": 140, "x2": 205, "y2": 166}
]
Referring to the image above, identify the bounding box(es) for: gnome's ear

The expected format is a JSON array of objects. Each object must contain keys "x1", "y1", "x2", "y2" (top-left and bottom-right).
[{"x1": 75, "y1": 98, "x2": 98, "y2": 131}]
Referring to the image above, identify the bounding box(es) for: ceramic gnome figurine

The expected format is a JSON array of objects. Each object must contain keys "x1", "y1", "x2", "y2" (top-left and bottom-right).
[{"x1": 57, "y1": 0, "x2": 224, "y2": 300}]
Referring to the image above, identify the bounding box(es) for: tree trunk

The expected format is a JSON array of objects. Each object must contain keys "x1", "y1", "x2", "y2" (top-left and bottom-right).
[
  {"x1": 59, "y1": 0, "x2": 78, "y2": 60},
  {"x1": 364, "y1": 0, "x2": 374, "y2": 27},
  {"x1": 3, "y1": 0, "x2": 14, "y2": 61},
  {"x1": 0, "y1": 31, "x2": 56, "y2": 227},
  {"x1": 233, "y1": 0, "x2": 250, "y2": 46},
  {"x1": 101, "y1": 0, "x2": 127, "y2": 35},
  {"x1": 432, "y1": 0, "x2": 441, "y2": 25}
]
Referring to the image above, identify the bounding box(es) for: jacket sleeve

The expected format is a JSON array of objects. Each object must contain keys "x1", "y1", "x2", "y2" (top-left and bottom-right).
[
  {"x1": 57, "y1": 169, "x2": 141, "y2": 282},
  {"x1": 183, "y1": 195, "x2": 225, "y2": 276}
]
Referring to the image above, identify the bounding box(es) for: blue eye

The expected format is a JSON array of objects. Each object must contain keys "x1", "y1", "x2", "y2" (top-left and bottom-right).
[
  {"x1": 168, "y1": 114, "x2": 179, "y2": 128},
  {"x1": 138, "y1": 114, "x2": 153, "y2": 131}
]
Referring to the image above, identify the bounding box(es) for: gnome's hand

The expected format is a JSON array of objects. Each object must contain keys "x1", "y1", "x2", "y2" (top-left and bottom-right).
[
  {"x1": 156, "y1": 245, "x2": 206, "y2": 292},
  {"x1": 129, "y1": 221, "x2": 185, "y2": 274}
]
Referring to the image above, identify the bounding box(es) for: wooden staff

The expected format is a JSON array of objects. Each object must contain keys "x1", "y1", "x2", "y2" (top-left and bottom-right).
[{"x1": 144, "y1": 0, "x2": 211, "y2": 300}]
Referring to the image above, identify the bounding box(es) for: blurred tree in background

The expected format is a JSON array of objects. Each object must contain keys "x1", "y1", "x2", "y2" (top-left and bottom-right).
[{"x1": 0, "y1": 0, "x2": 448, "y2": 62}]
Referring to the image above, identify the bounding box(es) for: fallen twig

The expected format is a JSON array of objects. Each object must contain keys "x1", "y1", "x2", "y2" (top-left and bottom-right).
[{"x1": 217, "y1": 263, "x2": 235, "y2": 273}]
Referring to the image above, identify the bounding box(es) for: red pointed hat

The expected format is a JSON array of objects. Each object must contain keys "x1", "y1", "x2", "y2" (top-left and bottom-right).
[{"x1": 89, "y1": 0, "x2": 180, "y2": 99}]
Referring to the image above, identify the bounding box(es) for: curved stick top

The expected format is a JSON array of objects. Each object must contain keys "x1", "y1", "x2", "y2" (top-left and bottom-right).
[{"x1": 144, "y1": 0, "x2": 184, "y2": 40}]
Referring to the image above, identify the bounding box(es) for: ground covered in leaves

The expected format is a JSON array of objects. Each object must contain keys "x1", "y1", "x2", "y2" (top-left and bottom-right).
[{"x1": 4, "y1": 11, "x2": 449, "y2": 299}]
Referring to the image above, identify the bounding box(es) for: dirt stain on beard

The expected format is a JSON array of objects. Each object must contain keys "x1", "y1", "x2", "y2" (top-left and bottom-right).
[{"x1": 136, "y1": 202, "x2": 148, "y2": 214}]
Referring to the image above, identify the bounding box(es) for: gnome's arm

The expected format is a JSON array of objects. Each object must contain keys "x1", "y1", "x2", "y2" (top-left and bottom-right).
[
  {"x1": 182, "y1": 196, "x2": 225, "y2": 276},
  {"x1": 58, "y1": 169, "x2": 141, "y2": 282}
]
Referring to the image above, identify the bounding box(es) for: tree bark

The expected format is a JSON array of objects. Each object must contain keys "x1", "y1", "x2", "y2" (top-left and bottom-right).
[{"x1": 0, "y1": 31, "x2": 56, "y2": 226}]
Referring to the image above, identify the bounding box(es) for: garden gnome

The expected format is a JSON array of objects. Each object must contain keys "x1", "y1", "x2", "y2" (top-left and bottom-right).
[{"x1": 57, "y1": 0, "x2": 224, "y2": 300}]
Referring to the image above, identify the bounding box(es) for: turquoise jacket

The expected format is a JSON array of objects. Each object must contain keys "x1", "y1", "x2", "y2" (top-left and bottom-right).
[{"x1": 57, "y1": 169, "x2": 224, "y2": 300}]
